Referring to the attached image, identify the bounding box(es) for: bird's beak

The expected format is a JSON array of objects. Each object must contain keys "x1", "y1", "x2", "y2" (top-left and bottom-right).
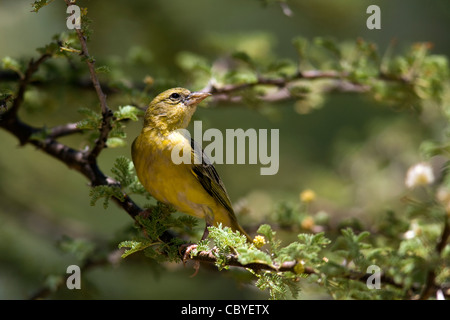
[{"x1": 185, "y1": 92, "x2": 211, "y2": 107}]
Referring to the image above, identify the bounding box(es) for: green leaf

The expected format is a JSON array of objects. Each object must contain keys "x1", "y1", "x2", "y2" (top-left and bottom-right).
[
  {"x1": 76, "y1": 107, "x2": 102, "y2": 130},
  {"x1": 314, "y1": 37, "x2": 342, "y2": 59},
  {"x1": 58, "y1": 236, "x2": 96, "y2": 261},
  {"x1": 292, "y1": 36, "x2": 309, "y2": 60},
  {"x1": 111, "y1": 156, "x2": 134, "y2": 187},
  {"x1": 95, "y1": 65, "x2": 111, "y2": 74},
  {"x1": 2, "y1": 56, "x2": 23, "y2": 77},
  {"x1": 106, "y1": 137, "x2": 126, "y2": 148},
  {"x1": 119, "y1": 239, "x2": 154, "y2": 258},
  {"x1": 223, "y1": 70, "x2": 258, "y2": 85},
  {"x1": 276, "y1": 232, "x2": 330, "y2": 264},
  {"x1": 31, "y1": 0, "x2": 55, "y2": 12},
  {"x1": 208, "y1": 224, "x2": 248, "y2": 249},
  {"x1": 29, "y1": 127, "x2": 51, "y2": 142},
  {"x1": 257, "y1": 224, "x2": 281, "y2": 253},
  {"x1": 89, "y1": 185, "x2": 124, "y2": 209},
  {"x1": 191, "y1": 240, "x2": 211, "y2": 255},
  {"x1": 175, "y1": 51, "x2": 211, "y2": 74},
  {"x1": 36, "y1": 41, "x2": 60, "y2": 56},
  {"x1": 113, "y1": 105, "x2": 142, "y2": 121},
  {"x1": 232, "y1": 51, "x2": 255, "y2": 67},
  {"x1": 256, "y1": 224, "x2": 276, "y2": 242},
  {"x1": 236, "y1": 246, "x2": 272, "y2": 265}
]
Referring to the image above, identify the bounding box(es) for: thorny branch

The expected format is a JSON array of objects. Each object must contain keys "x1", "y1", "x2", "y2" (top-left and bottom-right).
[
  {"x1": 201, "y1": 69, "x2": 408, "y2": 104},
  {"x1": 63, "y1": 0, "x2": 113, "y2": 161}
]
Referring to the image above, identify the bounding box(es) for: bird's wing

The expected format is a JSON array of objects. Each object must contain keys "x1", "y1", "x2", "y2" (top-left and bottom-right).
[{"x1": 190, "y1": 138, "x2": 237, "y2": 218}]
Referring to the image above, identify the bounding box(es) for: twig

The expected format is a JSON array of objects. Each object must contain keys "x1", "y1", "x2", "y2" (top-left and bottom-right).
[
  {"x1": 48, "y1": 122, "x2": 83, "y2": 139},
  {"x1": 64, "y1": 0, "x2": 113, "y2": 161},
  {"x1": 8, "y1": 53, "x2": 51, "y2": 117},
  {"x1": 203, "y1": 70, "x2": 374, "y2": 104},
  {"x1": 419, "y1": 216, "x2": 450, "y2": 300},
  {"x1": 181, "y1": 246, "x2": 411, "y2": 295},
  {"x1": 204, "y1": 70, "x2": 345, "y2": 95},
  {"x1": 0, "y1": 53, "x2": 141, "y2": 223},
  {"x1": 184, "y1": 248, "x2": 305, "y2": 273}
]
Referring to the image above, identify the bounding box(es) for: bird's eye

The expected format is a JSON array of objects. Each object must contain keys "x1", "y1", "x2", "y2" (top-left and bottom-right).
[{"x1": 169, "y1": 92, "x2": 181, "y2": 100}]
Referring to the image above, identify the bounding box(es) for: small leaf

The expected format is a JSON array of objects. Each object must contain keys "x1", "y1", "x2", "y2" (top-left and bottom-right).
[
  {"x1": 232, "y1": 51, "x2": 255, "y2": 68},
  {"x1": 2, "y1": 56, "x2": 23, "y2": 77},
  {"x1": 95, "y1": 65, "x2": 111, "y2": 74},
  {"x1": 314, "y1": 37, "x2": 342, "y2": 59},
  {"x1": 106, "y1": 137, "x2": 126, "y2": 148},
  {"x1": 236, "y1": 246, "x2": 272, "y2": 265},
  {"x1": 113, "y1": 105, "x2": 142, "y2": 121},
  {"x1": 111, "y1": 156, "x2": 134, "y2": 187},
  {"x1": 89, "y1": 185, "x2": 124, "y2": 209},
  {"x1": 76, "y1": 107, "x2": 102, "y2": 130},
  {"x1": 29, "y1": 127, "x2": 50, "y2": 142},
  {"x1": 175, "y1": 51, "x2": 211, "y2": 74},
  {"x1": 31, "y1": 0, "x2": 55, "y2": 12},
  {"x1": 119, "y1": 240, "x2": 153, "y2": 258},
  {"x1": 292, "y1": 37, "x2": 309, "y2": 60}
]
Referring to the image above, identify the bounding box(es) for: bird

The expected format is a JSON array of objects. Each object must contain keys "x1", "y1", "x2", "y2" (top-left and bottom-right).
[{"x1": 132, "y1": 87, "x2": 251, "y2": 242}]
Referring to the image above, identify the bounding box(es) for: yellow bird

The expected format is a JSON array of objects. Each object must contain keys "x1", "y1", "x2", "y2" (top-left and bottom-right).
[{"x1": 132, "y1": 87, "x2": 251, "y2": 242}]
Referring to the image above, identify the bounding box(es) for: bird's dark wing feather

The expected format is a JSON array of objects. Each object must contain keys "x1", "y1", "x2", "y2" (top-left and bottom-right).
[{"x1": 190, "y1": 138, "x2": 237, "y2": 218}]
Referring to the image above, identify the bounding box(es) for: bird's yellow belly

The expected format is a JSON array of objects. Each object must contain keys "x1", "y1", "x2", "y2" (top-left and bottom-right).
[{"x1": 132, "y1": 134, "x2": 217, "y2": 219}]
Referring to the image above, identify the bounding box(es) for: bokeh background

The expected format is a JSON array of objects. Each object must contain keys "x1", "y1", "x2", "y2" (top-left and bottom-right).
[{"x1": 1, "y1": 0, "x2": 449, "y2": 299}]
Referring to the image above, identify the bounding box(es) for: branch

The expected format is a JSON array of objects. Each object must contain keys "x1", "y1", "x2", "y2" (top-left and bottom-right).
[
  {"x1": 48, "y1": 122, "x2": 83, "y2": 139},
  {"x1": 64, "y1": 0, "x2": 113, "y2": 161},
  {"x1": 203, "y1": 70, "x2": 372, "y2": 104},
  {"x1": 205, "y1": 70, "x2": 344, "y2": 94},
  {"x1": 0, "y1": 53, "x2": 142, "y2": 223},
  {"x1": 9, "y1": 53, "x2": 51, "y2": 117},
  {"x1": 184, "y1": 248, "x2": 306, "y2": 273},
  {"x1": 202, "y1": 69, "x2": 412, "y2": 105},
  {"x1": 419, "y1": 216, "x2": 450, "y2": 300},
  {"x1": 180, "y1": 246, "x2": 411, "y2": 294}
]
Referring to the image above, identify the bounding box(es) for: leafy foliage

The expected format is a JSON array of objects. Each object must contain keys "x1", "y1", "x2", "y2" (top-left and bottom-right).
[
  {"x1": 76, "y1": 105, "x2": 142, "y2": 147},
  {"x1": 31, "y1": 0, "x2": 55, "y2": 13},
  {"x1": 89, "y1": 185, "x2": 124, "y2": 209},
  {"x1": 89, "y1": 156, "x2": 150, "y2": 209},
  {"x1": 118, "y1": 202, "x2": 197, "y2": 263}
]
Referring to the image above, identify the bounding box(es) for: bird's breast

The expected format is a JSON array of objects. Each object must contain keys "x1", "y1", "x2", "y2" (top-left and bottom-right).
[{"x1": 132, "y1": 130, "x2": 209, "y2": 218}]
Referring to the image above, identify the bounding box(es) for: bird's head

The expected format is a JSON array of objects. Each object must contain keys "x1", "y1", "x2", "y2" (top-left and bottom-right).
[{"x1": 143, "y1": 87, "x2": 211, "y2": 132}]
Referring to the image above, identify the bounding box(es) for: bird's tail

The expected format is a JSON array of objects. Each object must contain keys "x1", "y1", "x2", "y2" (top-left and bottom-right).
[
  {"x1": 233, "y1": 222, "x2": 252, "y2": 243},
  {"x1": 212, "y1": 209, "x2": 252, "y2": 243}
]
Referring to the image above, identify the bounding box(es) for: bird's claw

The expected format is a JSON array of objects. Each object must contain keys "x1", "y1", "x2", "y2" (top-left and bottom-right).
[
  {"x1": 179, "y1": 243, "x2": 201, "y2": 277},
  {"x1": 179, "y1": 243, "x2": 198, "y2": 265}
]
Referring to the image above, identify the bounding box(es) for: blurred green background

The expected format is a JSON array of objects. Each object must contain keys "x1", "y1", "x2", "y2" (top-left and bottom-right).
[{"x1": 0, "y1": 0, "x2": 449, "y2": 299}]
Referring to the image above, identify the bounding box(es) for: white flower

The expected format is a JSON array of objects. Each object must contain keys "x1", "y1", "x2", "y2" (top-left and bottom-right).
[
  {"x1": 405, "y1": 162, "x2": 435, "y2": 188},
  {"x1": 403, "y1": 230, "x2": 416, "y2": 240},
  {"x1": 403, "y1": 220, "x2": 421, "y2": 239}
]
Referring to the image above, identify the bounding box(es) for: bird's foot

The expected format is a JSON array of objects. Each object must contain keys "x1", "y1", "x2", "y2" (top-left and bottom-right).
[
  {"x1": 179, "y1": 243, "x2": 201, "y2": 277},
  {"x1": 179, "y1": 243, "x2": 198, "y2": 265}
]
